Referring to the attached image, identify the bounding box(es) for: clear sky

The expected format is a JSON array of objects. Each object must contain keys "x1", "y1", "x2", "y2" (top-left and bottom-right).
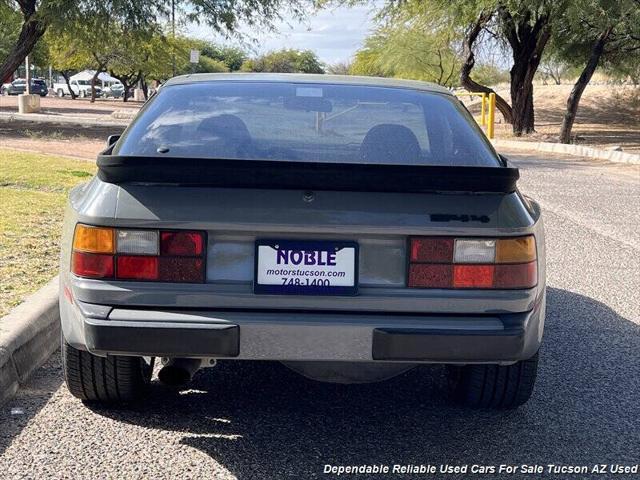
[{"x1": 187, "y1": 4, "x2": 379, "y2": 66}]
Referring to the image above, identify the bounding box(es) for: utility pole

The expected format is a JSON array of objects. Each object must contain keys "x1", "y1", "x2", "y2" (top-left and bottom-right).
[
  {"x1": 25, "y1": 56, "x2": 31, "y2": 95},
  {"x1": 171, "y1": 0, "x2": 176, "y2": 77}
]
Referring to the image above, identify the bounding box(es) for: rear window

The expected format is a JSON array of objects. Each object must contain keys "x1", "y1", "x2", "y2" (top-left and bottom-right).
[{"x1": 114, "y1": 81, "x2": 500, "y2": 167}]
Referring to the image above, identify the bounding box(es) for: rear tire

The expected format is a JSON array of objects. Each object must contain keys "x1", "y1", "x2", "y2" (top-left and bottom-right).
[
  {"x1": 57, "y1": 89, "x2": 64, "y2": 97},
  {"x1": 447, "y1": 351, "x2": 539, "y2": 409},
  {"x1": 62, "y1": 338, "x2": 153, "y2": 405}
]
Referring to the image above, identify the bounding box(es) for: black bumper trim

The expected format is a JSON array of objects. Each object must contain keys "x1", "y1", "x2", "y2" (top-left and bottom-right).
[
  {"x1": 372, "y1": 327, "x2": 525, "y2": 361},
  {"x1": 85, "y1": 321, "x2": 239, "y2": 357}
]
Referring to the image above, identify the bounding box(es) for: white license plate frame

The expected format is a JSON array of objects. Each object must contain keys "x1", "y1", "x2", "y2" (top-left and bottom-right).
[{"x1": 253, "y1": 239, "x2": 359, "y2": 295}]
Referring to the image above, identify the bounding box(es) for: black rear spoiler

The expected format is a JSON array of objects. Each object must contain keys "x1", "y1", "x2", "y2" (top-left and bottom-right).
[{"x1": 96, "y1": 154, "x2": 519, "y2": 194}]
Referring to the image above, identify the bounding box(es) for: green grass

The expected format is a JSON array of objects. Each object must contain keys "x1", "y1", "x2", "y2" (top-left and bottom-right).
[
  {"x1": 22, "y1": 128, "x2": 67, "y2": 141},
  {"x1": 0, "y1": 149, "x2": 96, "y2": 316}
]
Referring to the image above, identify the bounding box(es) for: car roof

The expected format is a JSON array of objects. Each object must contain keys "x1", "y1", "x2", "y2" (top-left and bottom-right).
[{"x1": 163, "y1": 73, "x2": 453, "y2": 96}]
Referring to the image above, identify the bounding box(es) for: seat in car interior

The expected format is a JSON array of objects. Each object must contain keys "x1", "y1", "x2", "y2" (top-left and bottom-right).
[
  {"x1": 360, "y1": 124, "x2": 421, "y2": 164},
  {"x1": 197, "y1": 114, "x2": 252, "y2": 157}
]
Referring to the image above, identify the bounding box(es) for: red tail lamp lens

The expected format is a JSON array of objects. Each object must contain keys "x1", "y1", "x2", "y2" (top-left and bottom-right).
[
  {"x1": 159, "y1": 257, "x2": 205, "y2": 283},
  {"x1": 160, "y1": 231, "x2": 204, "y2": 256},
  {"x1": 72, "y1": 225, "x2": 206, "y2": 283},
  {"x1": 494, "y1": 261, "x2": 537, "y2": 289},
  {"x1": 72, "y1": 252, "x2": 114, "y2": 279},
  {"x1": 409, "y1": 238, "x2": 453, "y2": 263},
  {"x1": 453, "y1": 265, "x2": 494, "y2": 288},
  {"x1": 116, "y1": 256, "x2": 158, "y2": 280},
  {"x1": 408, "y1": 264, "x2": 452, "y2": 288}
]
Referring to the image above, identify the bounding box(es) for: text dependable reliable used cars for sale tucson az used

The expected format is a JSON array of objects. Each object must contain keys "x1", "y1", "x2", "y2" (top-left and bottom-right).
[{"x1": 59, "y1": 73, "x2": 546, "y2": 409}]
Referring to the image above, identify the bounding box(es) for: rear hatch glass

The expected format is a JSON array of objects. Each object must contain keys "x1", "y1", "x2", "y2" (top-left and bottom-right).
[{"x1": 113, "y1": 81, "x2": 500, "y2": 167}]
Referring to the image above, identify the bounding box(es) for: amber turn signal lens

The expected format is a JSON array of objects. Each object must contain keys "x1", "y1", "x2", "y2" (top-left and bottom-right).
[
  {"x1": 73, "y1": 224, "x2": 115, "y2": 254},
  {"x1": 496, "y1": 236, "x2": 536, "y2": 263}
]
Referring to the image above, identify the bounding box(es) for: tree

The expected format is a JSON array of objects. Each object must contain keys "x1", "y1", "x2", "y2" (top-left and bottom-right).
[
  {"x1": 327, "y1": 61, "x2": 352, "y2": 75},
  {"x1": 473, "y1": 63, "x2": 510, "y2": 86},
  {"x1": 498, "y1": 3, "x2": 553, "y2": 135},
  {"x1": 351, "y1": 13, "x2": 462, "y2": 87},
  {"x1": 340, "y1": 0, "x2": 574, "y2": 135},
  {"x1": 62, "y1": 15, "x2": 130, "y2": 102},
  {"x1": 45, "y1": 31, "x2": 92, "y2": 99},
  {"x1": 609, "y1": 55, "x2": 640, "y2": 86},
  {"x1": 0, "y1": 2, "x2": 21, "y2": 81},
  {"x1": 349, "y1": 42, "x2": 390, "y2": 77},
  {"x1": 458, "y1": 9, "x2": 513, "y2": 123},
  {"x1": 455, "y1": 2, "x2": 557, "y2": 135},
  {"x1": 201, "y1": 44, "x2": 247, "y2": 71},
  {"x1": 0, "y1": 1, "x2": 164, "y2": 87},
  {"x1": 107, "y1": 29, "x2": 158, "y2": 101},
  {"x1": 555, "y1": 0, "x2": 640, "y2": 143},
  {"x1": 538, "y1": 50, "x2": 572, "y2": 85},
  {"x1": 241, "y1": 49, "x2": 325, "y2": 73},
  {"x1": 173, "y1": 39, "x2": 232, "y2": 75},
  {"x1": 0, "y1": 0, "x2": 311, "y2": 86},
  {"x1": 0, "y1": 0, "x2": 47, "y2": 83}
]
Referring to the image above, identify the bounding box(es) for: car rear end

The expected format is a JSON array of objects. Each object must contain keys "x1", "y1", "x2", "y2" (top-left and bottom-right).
[
  {"x1": 59, "y1": 74, "x2": 545, "y2": 408},
  {"x1": 26, "y1": 79, "x2": 48, "y2": 96}
]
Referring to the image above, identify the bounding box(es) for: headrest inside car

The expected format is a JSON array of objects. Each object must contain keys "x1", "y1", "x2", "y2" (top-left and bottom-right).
[{"x1": 360, "y1": 124, "x2": 421, "y2": 164}]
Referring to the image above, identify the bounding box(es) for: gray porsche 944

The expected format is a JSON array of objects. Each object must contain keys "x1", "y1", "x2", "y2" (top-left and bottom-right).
[{"x1": 60, "y1": 74, "x2": 545, "y2": 409}]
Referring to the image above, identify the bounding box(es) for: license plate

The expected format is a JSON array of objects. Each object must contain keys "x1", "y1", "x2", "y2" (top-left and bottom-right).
[{"x1": 254, "y1": 240, "x2": 358, "y2": 295}]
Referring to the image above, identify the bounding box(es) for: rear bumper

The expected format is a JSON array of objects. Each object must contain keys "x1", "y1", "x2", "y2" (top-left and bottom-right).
[
  {"x1": 85, "y1": 320, "x2": 240, "y2": 357},
  {"x1": 372, "y1": 327, "x2": 526, "y2": 361},
  {"x1": 62, "y1": 296, "x2": 545, "y2": 364}
]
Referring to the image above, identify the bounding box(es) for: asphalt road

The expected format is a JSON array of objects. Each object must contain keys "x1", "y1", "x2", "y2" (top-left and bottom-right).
[{"x1": 1, "y1": 151, "x2": 638, "y2": 480}]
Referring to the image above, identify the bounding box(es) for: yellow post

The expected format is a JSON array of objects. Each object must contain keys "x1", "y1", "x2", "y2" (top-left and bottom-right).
[
  {"x1": 480, "y1": 93, "x2": 486, "y2": 126},
  {"x1": 487, "y1": 92, "x2": 496, "y2": 139}
]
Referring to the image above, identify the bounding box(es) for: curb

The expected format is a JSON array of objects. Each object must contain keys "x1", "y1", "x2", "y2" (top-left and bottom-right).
[
  {"x1": 0, "y1": 276, "x2": 60, "y2": 405},
  {"x1": 492, "y1": 139, "x2": 640, "y2": 165},
  {"x1": 0, "y1": 111, "x2": 130, "y2": 127}
]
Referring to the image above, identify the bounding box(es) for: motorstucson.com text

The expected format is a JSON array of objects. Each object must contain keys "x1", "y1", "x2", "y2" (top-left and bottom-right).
[{"x1": 323, "y1": 464, "x2": 640, "y2": 476}]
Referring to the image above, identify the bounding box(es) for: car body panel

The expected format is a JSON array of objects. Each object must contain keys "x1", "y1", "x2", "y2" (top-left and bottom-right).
[{"x1": 163, "y1": 72, "x2": 453, "y2": 95}]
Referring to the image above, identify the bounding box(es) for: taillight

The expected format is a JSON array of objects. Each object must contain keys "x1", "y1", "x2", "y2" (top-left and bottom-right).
[
  {"x1": 453, "y1": 264, "x2": 494, "y2": 288},
  {"x1": 116, "y1": 256, "x2": 159, "y2": 280},
  {"x1": 161, "y1": 231, "x2": 204, "y2": 256},
  {"x1": 408, "y1": 236, "x2": 537, "y2": 289},
  {"x1": 71, "y1": 251, "x2": 114, "y2": 279},
  {"x1": 73, "y1": 225, "x2": 115, "y2": 254},
  {"x1": 71, "y1": 225, "x2": 115, "y2": 279},
  {"x1": 71, "y1": 224, "x2": 205, "y2": 283}
]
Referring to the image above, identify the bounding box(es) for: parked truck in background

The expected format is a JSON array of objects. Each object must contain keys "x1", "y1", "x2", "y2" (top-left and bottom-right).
[{"x1": 54, "y1": 79, "x2": 102, "y2": 98}]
